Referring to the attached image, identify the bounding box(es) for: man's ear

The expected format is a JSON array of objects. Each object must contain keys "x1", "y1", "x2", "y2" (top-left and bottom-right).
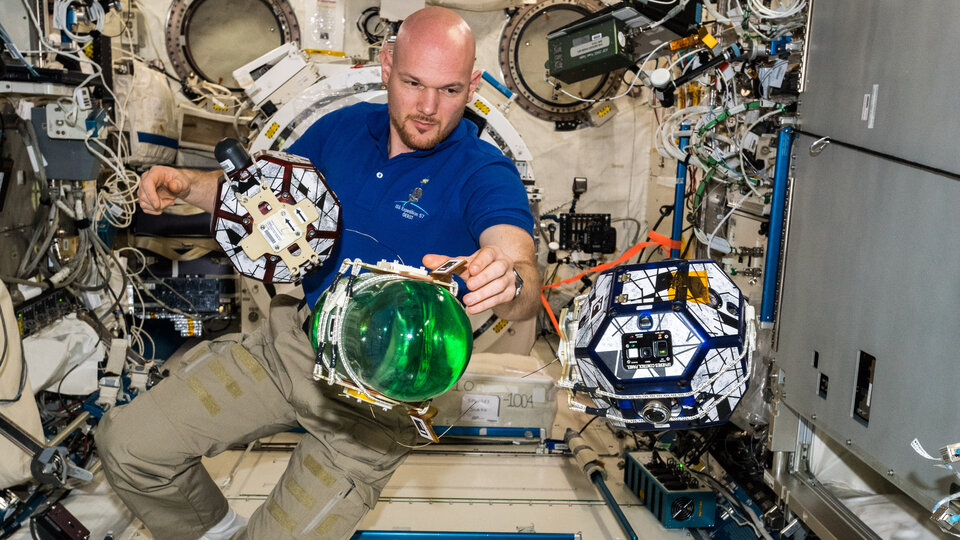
[
  {"x1": 468, "y1": 69, "x2": 482, "y2": 97},
  {"x1": 380, "y1": 47, "x2": 393, "y2": 83}
]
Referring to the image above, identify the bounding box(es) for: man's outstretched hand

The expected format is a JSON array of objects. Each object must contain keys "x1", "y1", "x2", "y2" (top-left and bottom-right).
[
  {"x1": 423, "y1": 224, "x2": 539, "y2": 320},
  {"x1": 423, "y1": 245, "x2": 517, "y2": 315}
]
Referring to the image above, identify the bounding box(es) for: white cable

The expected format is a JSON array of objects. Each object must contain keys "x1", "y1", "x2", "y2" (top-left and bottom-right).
[
  {"x1": 643, "y1": 0, "x2": 690, "y2": 31},
  {"x1": 655, "y1": 105, "x2": 710, "y2": 163},
  {"x1": 666, "y1": 47, "x2": 705, "y2": 73},
  {"x1": 116, "y1": 247, "x2": 188, "y2": 356},
  {"x1": 705, "y1": 187, "x2": 752, "y2": 258},
  {"x1": 54, "y1": 199, "x2": 76, "y2": 219},
  {"x1": 748, "y1": 0, "x2": 805, "y2": 19},
  {"x1": 184, "y1": 74, "x2": 243, "y2": 111},
  {"x1": 543, "y1": 40, "x2": 672, "y2": 104},
  {"x1": 736, "y1": 108, "x2": 783, "y2": 184},
  {"x1": 701, "y1": 0, "x2": 733, "y2": 24},
  {"x1": 747, "y1": 19, "x2": 774, "y2": 40},
  {"x1": 53, "y1": 0, "x2": 105, "y2": 43},
  {"x1": 20, "y1": 0, "x2": 138, "y2": 233}
]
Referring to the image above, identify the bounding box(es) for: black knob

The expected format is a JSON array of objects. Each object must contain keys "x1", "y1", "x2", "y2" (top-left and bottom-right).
[{"x1": 214, "y1": 138, "x2": 253, "y2": 175}]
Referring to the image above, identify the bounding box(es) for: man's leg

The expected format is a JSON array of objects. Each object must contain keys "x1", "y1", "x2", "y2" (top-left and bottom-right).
[
  {"x1": 239, "y1": 434, "x2": 371, "y2": 539},
  {"x1": 228, "y1": 295, "x2": 420, "y2": 539},
  {"x1": 96, "y1": 338, "x2": 299, "y2": 540}
]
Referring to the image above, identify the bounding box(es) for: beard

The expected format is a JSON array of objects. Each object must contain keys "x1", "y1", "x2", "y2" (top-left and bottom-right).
[{"x1": 389, "y1": 110, "x2": 459, "y2": 151}]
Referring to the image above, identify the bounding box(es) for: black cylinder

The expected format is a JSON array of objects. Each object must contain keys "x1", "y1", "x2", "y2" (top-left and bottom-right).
[
  {"x1": 655, "y1": 88, "x2": 675, "y2": 108},
  {"x1": 214, "y1": 138, "x2": 253, "y2": 175}
]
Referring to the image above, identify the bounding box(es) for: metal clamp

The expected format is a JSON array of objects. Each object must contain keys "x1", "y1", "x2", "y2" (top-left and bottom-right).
[{"x1": 809, "y1": 136, "x2": 831, "y2": 156}]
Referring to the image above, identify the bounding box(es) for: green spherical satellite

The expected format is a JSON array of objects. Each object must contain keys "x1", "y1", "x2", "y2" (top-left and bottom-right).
[{"x1": 309, "y1": 273, "x2": 472, "y2": 403}]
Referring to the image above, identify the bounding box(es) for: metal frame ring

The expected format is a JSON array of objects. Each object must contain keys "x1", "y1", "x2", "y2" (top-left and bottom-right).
[{"x1": 164, "y1": 0, "x2": 301, "y2": 90}]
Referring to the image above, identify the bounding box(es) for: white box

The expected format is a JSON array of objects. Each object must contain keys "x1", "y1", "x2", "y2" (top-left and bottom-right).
[
  {"x1": 380, "y1": 0, "x2": 426, "y2": 22},
  {"x1": 432, "y1": 353, "x2": 557, "y2": 436}
]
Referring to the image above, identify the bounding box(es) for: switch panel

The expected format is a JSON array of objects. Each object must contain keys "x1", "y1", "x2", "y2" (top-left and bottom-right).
[{"x1": 622, "y1": 331, "x2": 673, "y2": 369}]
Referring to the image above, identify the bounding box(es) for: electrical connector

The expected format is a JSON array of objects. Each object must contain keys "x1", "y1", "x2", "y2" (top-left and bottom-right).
[
  {"x1": 932, "y1": 505, "x2": 960, "y2": 531},
  {"x1": 97, "y1": 376, "x2": 121, "y2": 408},
  {"x1": 75, "y1": 87, "x2": 92, "y2": 110},
  {"x1": 697, "y1": 28, "x2": 720, "y2": 54},
  {"x1": 572, "y1": 177, "x2": 588, "y2": 196},
  {"x1": 940, "y1": 443, "x2": 960, "y2": 464},
  {"x1": 128, "y1": 364, "x2": 150, "y2": 392}
]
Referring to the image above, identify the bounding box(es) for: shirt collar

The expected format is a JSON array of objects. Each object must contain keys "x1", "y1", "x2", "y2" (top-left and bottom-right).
[{"x1": 367, "y1": 103, "x2": 470, "y2": 159}]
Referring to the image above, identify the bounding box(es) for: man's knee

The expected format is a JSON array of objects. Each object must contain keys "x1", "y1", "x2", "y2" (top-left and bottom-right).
[
  {"x1": 95, "y1": 402, "x2": 177, "y2": 488},
  {"x1": 96, "y1": 406, "x2": 139, "y2": 481}
]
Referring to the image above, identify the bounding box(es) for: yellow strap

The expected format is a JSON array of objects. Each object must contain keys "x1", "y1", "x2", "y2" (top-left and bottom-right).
[{"x1": 133, "y1": 236, "x2": 219, "y2": 261}]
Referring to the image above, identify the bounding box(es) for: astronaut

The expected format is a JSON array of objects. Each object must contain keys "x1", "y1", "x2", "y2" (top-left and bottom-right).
[{"x1": 95, "y1": 7, "x2": 540, "y2": 539}]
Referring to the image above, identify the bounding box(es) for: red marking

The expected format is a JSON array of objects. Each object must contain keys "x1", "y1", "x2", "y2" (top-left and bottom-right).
[
  {"x1": 262, "y1": 259, "x2": 275, "y2": 282},
  {"x1": 215, "y1": 210, "x2": 246, "y2": 225},
  {"x1": 281, "y1": 162, "x2": 293, "y2": 194}
]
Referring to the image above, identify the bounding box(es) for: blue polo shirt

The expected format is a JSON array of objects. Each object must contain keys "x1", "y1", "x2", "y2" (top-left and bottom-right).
[{"x1": 287, "y1": 102, "x2": 534, "y2": 308}]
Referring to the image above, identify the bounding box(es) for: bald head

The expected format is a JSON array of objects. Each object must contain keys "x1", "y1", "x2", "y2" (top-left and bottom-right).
[
  {"x1": 380, "y1": 7, "x2": 482, "y2": 157},
  {"x1": 394, "y1": 6, "x2": 476, "y2": 71}
]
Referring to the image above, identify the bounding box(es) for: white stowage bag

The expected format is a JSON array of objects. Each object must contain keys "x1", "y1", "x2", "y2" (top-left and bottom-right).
[
  {"x1": 809, "y1": 432, "x2": 946, "y2": 539},
  {"x1": 0, "y1": 283, "x2": 44, "y2": 489},
  {"x1": 23, "y1": 314, "x2": 102, "y2": 396},
  {"x1": 114, "y1": 59, "x2": 179, "y2": 166}
]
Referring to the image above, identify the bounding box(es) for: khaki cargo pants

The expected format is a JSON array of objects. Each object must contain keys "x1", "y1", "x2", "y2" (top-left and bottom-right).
[{"x1": 95, "y1": 295, "x2": 419, "y2": 540}]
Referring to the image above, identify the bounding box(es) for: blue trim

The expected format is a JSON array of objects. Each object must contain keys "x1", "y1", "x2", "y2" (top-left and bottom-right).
[
  {"x1": 61, "y1": 7, "x2": 74, "y2": 44},
  {"x1": 136, "y1": 131, "x2": 179, "y2": 150},
  {"x1": 761, "y1": 127, "x2": 794, "y2": 323},
  {"x1": 352, "y1": 533, "x2": 576, "y2": 539},
  {"x1": 671, "y1": 125, "x2": 690, "y2": 257},
  {"x1": 592, "y1": 473, "x2": 638, "y2": 540},
  {"x1": 481, "y1": 71, "x2": 513, "y2": 99},
  {"x1": 432, "y1": 426, "x2": 543, "y2": 439}
]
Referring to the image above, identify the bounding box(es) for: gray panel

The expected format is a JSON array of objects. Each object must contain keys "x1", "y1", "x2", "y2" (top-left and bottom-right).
[
  {"x1": 777, "y1": 133, "x2": 960, "y2": 508},
  {"x1": 29, "y1": 107, "x2": 102, "y2": 181},
  {"x1": 800, "y1": 0, "x2": 960, "y2": 174},
  {"x1": 0, "y1": 0, "x2": 38, "y2": 56}
]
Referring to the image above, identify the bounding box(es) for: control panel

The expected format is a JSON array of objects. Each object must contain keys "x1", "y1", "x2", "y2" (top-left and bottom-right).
[{"x1": 622, "y1": 330, "x2": 673, "y2": 369}]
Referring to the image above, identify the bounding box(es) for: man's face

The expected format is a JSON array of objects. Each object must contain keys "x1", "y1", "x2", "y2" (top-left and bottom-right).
[{"x1": 382, "y1": 41, "x2": 481, "y2": 154}]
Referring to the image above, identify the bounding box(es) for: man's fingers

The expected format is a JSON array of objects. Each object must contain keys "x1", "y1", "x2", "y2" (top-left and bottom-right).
[
  {"x1": 463, "y1": 282, "x2": 513, "y2": 314},
  {"x1": 467, "y1": 246, "x2": 497, "y2": 276},
  {"x1": 424, "y1": 244, "x2": 521, "y2": 314},
  {"x1": 140, "y1": 168, "x2": 176, "y2": 212},
  {"x1": 464, "y1": 258, "x2": 509, "y2": 292},
  {"x1": 422, "y1": 254, "x2": 451, "y2": 270},
  {"x1": 139, "y1": 172, "x2": 157, "y2": 209},
  {"x1": 139, "y1": 166, "x2": 190, "y2": 214}
]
